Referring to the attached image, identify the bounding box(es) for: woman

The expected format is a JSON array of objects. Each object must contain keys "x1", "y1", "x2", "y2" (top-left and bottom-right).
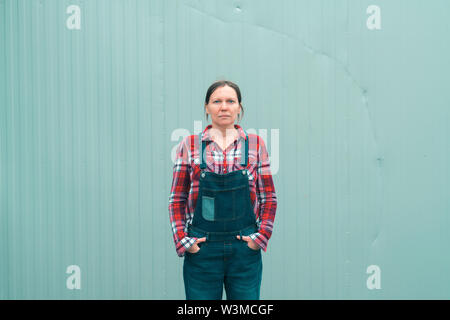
[{"x1": 168, "y1": 80, "x2": 277, "y2": 300}]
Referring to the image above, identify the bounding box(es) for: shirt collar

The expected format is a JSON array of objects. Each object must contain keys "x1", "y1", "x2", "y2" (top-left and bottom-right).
[{"x1": 201, "y1": 124, "x2": 247, "y2": 142}]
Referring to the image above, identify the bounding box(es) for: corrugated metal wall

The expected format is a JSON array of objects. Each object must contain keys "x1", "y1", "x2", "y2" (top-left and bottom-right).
[{"x1": 1, "y1": 0, "x2": 449, "y2": 299}]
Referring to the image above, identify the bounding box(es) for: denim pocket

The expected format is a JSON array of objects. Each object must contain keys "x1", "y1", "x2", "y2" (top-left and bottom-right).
[
  {"x1": 186, "y1": 245, "x2": 202, "y2": 257},
  {"x1": 242, "y1": 240, "x2": 261, "y2": 254},
  {"x1": 202, "y1": 196, "x2": 215, "y2": 221}
]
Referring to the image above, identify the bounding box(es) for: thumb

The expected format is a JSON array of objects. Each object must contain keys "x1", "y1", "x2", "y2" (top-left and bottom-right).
[
  {"x1": 236, "y1": 235, "x2": 251, "y2": 242},
  {"x1": 196, "y1": 237, "x2": 207, "y2": 243}
]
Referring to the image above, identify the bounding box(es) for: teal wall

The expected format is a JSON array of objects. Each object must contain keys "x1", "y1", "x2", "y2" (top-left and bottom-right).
[{"x1": 1, "y1": 0, "x2": 449, "y2": 299}]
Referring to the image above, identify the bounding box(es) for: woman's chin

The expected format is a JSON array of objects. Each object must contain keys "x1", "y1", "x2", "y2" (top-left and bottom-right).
[{"x1": 217, "y1": 117, "x2": 234, "y2": 124}]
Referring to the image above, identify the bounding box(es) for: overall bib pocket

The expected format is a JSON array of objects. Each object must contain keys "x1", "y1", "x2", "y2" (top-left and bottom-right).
[
  {"x1": 201, "y1": 185, "x2": 248, "y2": 222},
  {"x1": 202, "y1": 196, "x2": 215, "y2": 221}
]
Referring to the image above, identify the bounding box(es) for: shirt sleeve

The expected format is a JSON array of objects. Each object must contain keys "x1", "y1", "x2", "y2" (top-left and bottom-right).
[
  {"x1": 250, "y1": 135, "x2": 277, "y2": 252},
  {"x1": 168, "y1": 136, "x2": 197, "y2": 257}
]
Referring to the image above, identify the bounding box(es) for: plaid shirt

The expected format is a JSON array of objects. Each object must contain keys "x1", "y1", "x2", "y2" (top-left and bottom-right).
[{"x1": 168, "y1": 124, "x2": 277, "y2": 257}]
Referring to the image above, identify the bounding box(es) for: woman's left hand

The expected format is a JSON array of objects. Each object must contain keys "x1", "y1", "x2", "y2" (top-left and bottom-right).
[{"x1": 236, "y1": 235, "x2": 260, "y2": 250}]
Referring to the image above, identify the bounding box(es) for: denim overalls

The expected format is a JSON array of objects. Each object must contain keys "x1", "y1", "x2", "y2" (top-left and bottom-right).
[{"x1": 183, "y1": 131, "x2": 263, "y2": 300}]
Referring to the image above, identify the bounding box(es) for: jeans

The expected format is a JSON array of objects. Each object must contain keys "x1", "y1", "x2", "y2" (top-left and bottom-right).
[{"x1": 183, "y1": 224, "x2": 263, "y2": 300}]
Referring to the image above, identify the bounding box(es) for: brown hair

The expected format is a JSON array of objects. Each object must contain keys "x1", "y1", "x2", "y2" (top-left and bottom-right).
[{"x1": 204, "y1": 80, "x2": 244, "y2": 122}]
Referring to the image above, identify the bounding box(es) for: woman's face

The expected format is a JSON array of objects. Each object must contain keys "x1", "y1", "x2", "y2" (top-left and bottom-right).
[{"x1": 205, "y1": 85, "x2": 241, "y2": 128}]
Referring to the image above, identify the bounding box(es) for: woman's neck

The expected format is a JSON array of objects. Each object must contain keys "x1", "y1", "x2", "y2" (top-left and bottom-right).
[{"x1": 209, "y1": 124, "x2": 239, "y2": 151}]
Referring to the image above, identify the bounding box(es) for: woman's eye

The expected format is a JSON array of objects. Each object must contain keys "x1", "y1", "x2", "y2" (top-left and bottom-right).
[{"x1": 212, "y1": 100, "x2": 234, "y2": 103}]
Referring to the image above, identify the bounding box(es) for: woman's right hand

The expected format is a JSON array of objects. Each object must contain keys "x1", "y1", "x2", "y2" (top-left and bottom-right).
[{"x1": 187, "y1": 237, "x2": 207, "y2": 253}]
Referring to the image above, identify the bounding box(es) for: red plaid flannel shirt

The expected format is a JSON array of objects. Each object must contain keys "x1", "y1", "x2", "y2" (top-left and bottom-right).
[{"x1": 168, "y1": 124, "x2": 277, "y2": 257}]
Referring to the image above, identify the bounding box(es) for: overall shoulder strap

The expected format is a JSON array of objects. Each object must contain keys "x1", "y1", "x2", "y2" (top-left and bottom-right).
[
  {"x1": 240, "y1": 130, "x2": 248, "y2": 167},
  {"x1": 198, "y1": 132, "x2": 207, "y2": 169}
]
